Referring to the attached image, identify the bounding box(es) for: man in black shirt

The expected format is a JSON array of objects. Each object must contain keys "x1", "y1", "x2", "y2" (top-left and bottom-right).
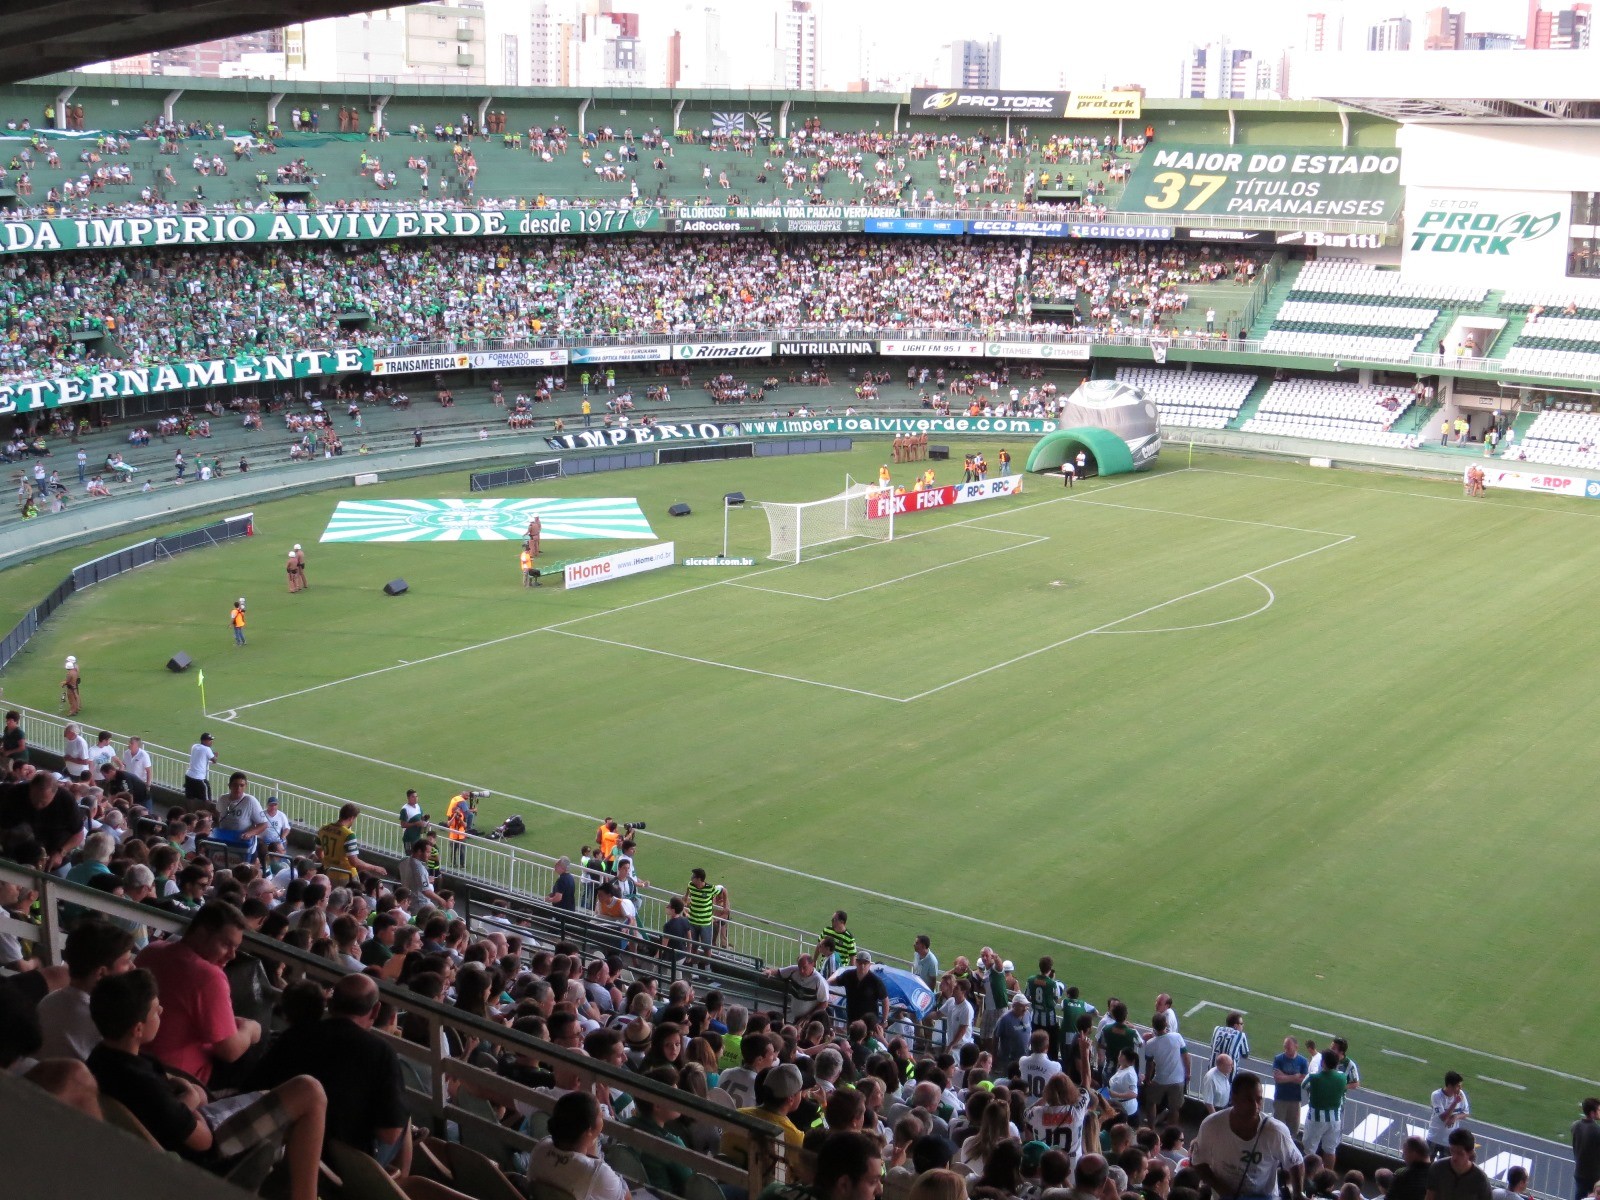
[
  {"x1": 86, "y1": 968, "x2": 326, "y2": 1200},
  {"x1": 1575, "y1": 1098, "x2": 1600, "y2": 1200},
  {"x1": 1389, "y1": 1136, "x2": 1434, "y2": 1200},
  {"x1": 546, "y1": 855, "x2": 577, "y2": 911},
  {"x1": 0, "y1": 773, "x2": 85, "y2": 865},
  {"x1": 1, "y1": 710, "x2": 26, "y2": 769},
  {"x1": 1426, "y1": 1129, "x2": 1493, "y2": 1200},
  {"x1": 661, "y1": 896, "x2": 691, "y2": 953},
  {"x1": 98, "y1": 761, "x2": 149, "y2": 809},
  {"x1": 829, "y1": 951, "x2": 889, "y2": 1026},
  {"x1": 251, "y1": 973, "x2": 411, "y2": 1172}
]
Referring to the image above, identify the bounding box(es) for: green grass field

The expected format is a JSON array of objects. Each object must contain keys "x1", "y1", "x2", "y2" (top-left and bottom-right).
[{"x1": 4, "y1": 443, "x2": 1600, "y2": 1138}]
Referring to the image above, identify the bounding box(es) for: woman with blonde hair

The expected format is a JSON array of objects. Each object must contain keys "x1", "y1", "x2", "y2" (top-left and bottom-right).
[
  {"x1": 960, "y1": 1097, "x2": 1013, "y2": 1174},
  {"x1": 908, "y1": 1169, "x2": 969, "y2": 1200}
]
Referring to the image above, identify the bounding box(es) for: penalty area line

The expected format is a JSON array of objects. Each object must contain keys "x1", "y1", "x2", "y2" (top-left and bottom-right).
[{"x1": 206, "y1": 710, "x2": 1600, "y2": 1089}]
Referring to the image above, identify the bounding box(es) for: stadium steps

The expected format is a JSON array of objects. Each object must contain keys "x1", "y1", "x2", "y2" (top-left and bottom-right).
[
  {"x1": 1225, "y1": 374, "x2": 1278, "y2": 429},
  {"x1": 1245, "y1": 258, "x2": 1304, "y2": 341}
]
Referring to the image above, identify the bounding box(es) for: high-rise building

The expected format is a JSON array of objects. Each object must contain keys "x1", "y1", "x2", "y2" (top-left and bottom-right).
[
  {"x1": 288, "y1": 2, "x2": 487, "y2": 85},
  {"x1": 1423, "y1": 7, "x2": 1466, "y2": 49},
  {"x1": 1304, "y1": 12, "x2": 1342, "y2": 51},
  {"x1": 1366, "y1": 16, "x2": 1413, "y2": 50},
  {"x1": 575, "y1": 0, "x2": 645, "y2": 87},
  {"x1": 1528, "y1": 1, "x2": 1592, "y2": 47},
  {"x1": 943, "y1": 36, "x2": 1002, "y2": 89},
  {"x1": 1182, "y1": 42, "x2": 1255, "y2": 99},
  {"x1": 774, "y1": 1, "x2": 820, "y2": 90},
  {"x1": 1463, "y1": 30, "x2": 1524, "y2": 47}
]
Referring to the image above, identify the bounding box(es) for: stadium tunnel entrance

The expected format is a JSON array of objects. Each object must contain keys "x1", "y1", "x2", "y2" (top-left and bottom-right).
[{"x1": 1025, "y1": 426, "x2": 1137, "y2": 477}]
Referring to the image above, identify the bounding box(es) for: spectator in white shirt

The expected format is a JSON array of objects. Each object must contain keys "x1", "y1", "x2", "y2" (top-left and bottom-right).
[
  {"x1": 61, "y1": 723, "x2": 92, "y2": 781},
  {"x1": 123, "y1": 737, "x2": 153, "y2": 788},
  {"x1": 37, "y1": 920, "x2": 136, "y2": 1060},
  {"x1": 1201, "y1": 1053, "x2": 1237, "y2": 1113},
  {"x1": 1142, "y1": 1012, "x2": 1189, "y2": 1126},
  {"x1": 527, "y1": 1090, "x2": 631, "y2": 1200}
]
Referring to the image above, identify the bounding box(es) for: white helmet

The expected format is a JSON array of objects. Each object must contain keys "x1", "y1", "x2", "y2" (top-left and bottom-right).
[
  {"x1": 64, "y1": 655, "x2": 77, "y2": 668},
  {"x1": 237, "y1": 597, "x2": 246, "y2": 607},
  {"x1": 293, "y1": 544, "x2": 302, "y2": 551}
]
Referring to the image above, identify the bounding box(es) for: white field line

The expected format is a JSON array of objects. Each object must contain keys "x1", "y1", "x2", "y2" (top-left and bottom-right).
[
  {"x1": 1101, "y1": 575, "x2": 1275, "y2": 635},
  {"x1": 547, "y1": 629, "x2": 909, "y2": 702},
  {"x1": 1478, "y1": 1076, "x2": 1529, "y2": 1091},
  {"x1": 730, "y1": 529, "x2": 1047, "y2": 602},
  {"x1": 1292, "y1": 1023, "x2": 1339, "y2": 1040},
  {"x1": 224, "y1": 471, "x2": 1185, "y2": 714},
  {"x1": 203, "y1": 710, "x2": 1600, "y2": 1089},
  {"x1": 1383, "y1": 1049, "x2": 1429, "y2": 1063},
  {"x1": 1190, "y1": 465, "x2": 1600, "y2": 518},
  {"x1": 1185, "y1": 1000, "x2": 1245, "y2": 1018},
  {"x1": 900, "y1": 535, "x2": 1354, "y2": 702}
]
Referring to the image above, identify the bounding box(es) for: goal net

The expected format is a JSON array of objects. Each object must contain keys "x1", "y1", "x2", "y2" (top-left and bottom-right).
[{"x1": 760, "y1": 483, "x2": 894, "y2": 563}]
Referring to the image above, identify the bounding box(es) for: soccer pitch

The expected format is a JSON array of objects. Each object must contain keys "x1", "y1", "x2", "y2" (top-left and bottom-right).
[{"x1": 6, "y1": 443, "x2": 1600, "y2": 1137}]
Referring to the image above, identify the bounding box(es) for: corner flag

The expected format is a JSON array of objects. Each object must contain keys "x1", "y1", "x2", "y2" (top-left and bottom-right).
[{"x1": 197, "y1": 668, "x2": 207, "y2": 714}]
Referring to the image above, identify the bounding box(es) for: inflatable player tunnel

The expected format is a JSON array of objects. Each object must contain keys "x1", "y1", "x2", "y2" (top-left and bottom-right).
[{"x1": 1025, "y1": 426, "x2": 1136, "y2": 476}]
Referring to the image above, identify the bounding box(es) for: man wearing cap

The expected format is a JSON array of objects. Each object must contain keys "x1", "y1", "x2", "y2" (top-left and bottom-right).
[
  {"x1": 721, "y1": 1063, "x2": 808, "y2": 1166},
  {"x1": 185, "y1": 732, "x2": 216, "y2": 805},
  {"x1": 61, "y1": 656, "x2": 81, "y2": 716},
  {"x1": 831, "y1": 951, "x2": 889, "y2": 1027},
  {"x1": 260, "y1": 796, "x2": 290, "y2": 869},
  {"x1": 286, "y1": 550, "x2": 300, "y2": 593},
  {"x1": 995, "y1": 993, "x2": 1033, "y2": 1076}
]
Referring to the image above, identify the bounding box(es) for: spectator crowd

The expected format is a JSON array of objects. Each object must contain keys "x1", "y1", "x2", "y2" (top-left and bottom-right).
[{"x1": 0, "y1": 710, "x2": 1574, "y2": 1200}]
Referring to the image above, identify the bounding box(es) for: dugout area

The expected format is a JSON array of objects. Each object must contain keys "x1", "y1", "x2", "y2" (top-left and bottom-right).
[{"x1": 1025, "y1": 426, "x2": 1137, "y2": 477}]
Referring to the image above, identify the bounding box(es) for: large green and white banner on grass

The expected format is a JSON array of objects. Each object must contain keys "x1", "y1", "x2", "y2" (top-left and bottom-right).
[
  {"x1": 0, "y1": 346, "x2": 372, "y2": 416},
  {"x1": 1121, "y1": 145, "x2": 1403, "y2": 221},
  {"x1": 319, "y1": 498, "x2": 656, "y2": 543}
]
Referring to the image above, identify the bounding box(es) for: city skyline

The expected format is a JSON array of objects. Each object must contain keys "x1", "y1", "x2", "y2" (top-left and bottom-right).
[{"x1": 88, "y1": 0, "x2": 1597, "y2": 96}]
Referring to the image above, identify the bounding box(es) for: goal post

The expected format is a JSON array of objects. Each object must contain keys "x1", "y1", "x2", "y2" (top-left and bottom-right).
[{"x1": 759, "y1": 483, "x2": 894, "y2": 563}]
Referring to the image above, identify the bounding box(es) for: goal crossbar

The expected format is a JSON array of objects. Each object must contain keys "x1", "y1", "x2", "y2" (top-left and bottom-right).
[{"x1": 758, "y1": 483, "x2": 894, "y2": 563}]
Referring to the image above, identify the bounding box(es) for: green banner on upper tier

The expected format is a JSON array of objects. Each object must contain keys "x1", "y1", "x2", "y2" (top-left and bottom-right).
[
  {"x1": 1120, "y1": 145, "x2": 1404, "y2": 221},
  {"x1": 0, "y1": 347, "x2": 372, "y2": 415},
  {"x1": 0, "y1": 208, "x2": 664, "y2": 254}
]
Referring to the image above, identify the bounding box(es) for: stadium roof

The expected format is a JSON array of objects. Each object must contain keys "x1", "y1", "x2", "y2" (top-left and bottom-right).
[
  {"x1": 0, "y1": 1, "x2": 375, "y2": 85},
  {"x1": 1300, "y1": 50, "x2": 1600, "y2": 123}
]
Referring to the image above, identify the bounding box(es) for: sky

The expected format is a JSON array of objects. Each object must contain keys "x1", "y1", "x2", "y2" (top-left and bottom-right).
[{"x1": 622, "y1": 0, "x2": 1576, "y2": 92}]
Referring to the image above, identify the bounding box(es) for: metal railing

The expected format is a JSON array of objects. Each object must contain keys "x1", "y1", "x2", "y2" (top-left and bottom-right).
[
  {"x1": 0, "y1": 860, "x2": 789, "y2": 1195},
  {"x1": 10, "y1": 704, "x2": 824, "y2": 970}
]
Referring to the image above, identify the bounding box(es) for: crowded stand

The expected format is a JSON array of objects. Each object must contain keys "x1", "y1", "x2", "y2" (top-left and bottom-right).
[
  {"x1": 0, "y1": 117, "x2": 1147, "y2": 219},
  {"x1": 1026, "y1": 244, "x2": 1263, "y2": 334},
  {"x1": 0, "y1": 236, "x2": 1296, "y2": 387},
  {"x1": 0, "y1": 709, "x2": 1563, "y2": 1200}
]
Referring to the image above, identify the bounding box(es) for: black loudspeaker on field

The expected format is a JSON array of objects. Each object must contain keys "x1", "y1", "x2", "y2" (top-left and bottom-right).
[
  {"x1": 668, "y1": 503, "x2": 691, "y2": 517},
  {"x1": 928, "y1": 445, "x2": 951, "y2": 460},
  {"x1": 383, "y1": 579, "x2": 409, "y2": 596},
  {"x1": 166, "y1": 652, "x2": 192, "y2": 673}
]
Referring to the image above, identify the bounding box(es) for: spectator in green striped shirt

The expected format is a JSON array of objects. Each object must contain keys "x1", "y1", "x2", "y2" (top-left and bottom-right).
[
  {"x1": 683, "y1": 868, "x2": 722, "y2": 965},
  {"x1": 823, "y1": 911, "x2": 857, "y2": 963}
]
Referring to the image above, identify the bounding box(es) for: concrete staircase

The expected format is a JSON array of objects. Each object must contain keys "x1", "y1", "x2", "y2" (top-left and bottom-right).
[
  {"x1": 1226, "y1": 373, "x2": 1278, "y2": 429},
  {"x1": 1245, "y1": 258, "x2": 1304, "y2": 341}
]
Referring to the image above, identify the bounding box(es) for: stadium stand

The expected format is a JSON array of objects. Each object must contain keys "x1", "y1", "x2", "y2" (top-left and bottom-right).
[
  {"x1": 1514, "y1": 406, "x2": 1600, "y2": 467},
  {"x1": 1242, "y1": 378, "x2": 1418, "y2": 447},
  {"x1": 1027, "y1": 242, "x2": 1264, "y2": 334},
  {"x1": 1112, "y1": 366, "x2": 1257, "y2": 429},
  {"x1": 0, "y1": 123, "x2": 1144, "y2": 216}
]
